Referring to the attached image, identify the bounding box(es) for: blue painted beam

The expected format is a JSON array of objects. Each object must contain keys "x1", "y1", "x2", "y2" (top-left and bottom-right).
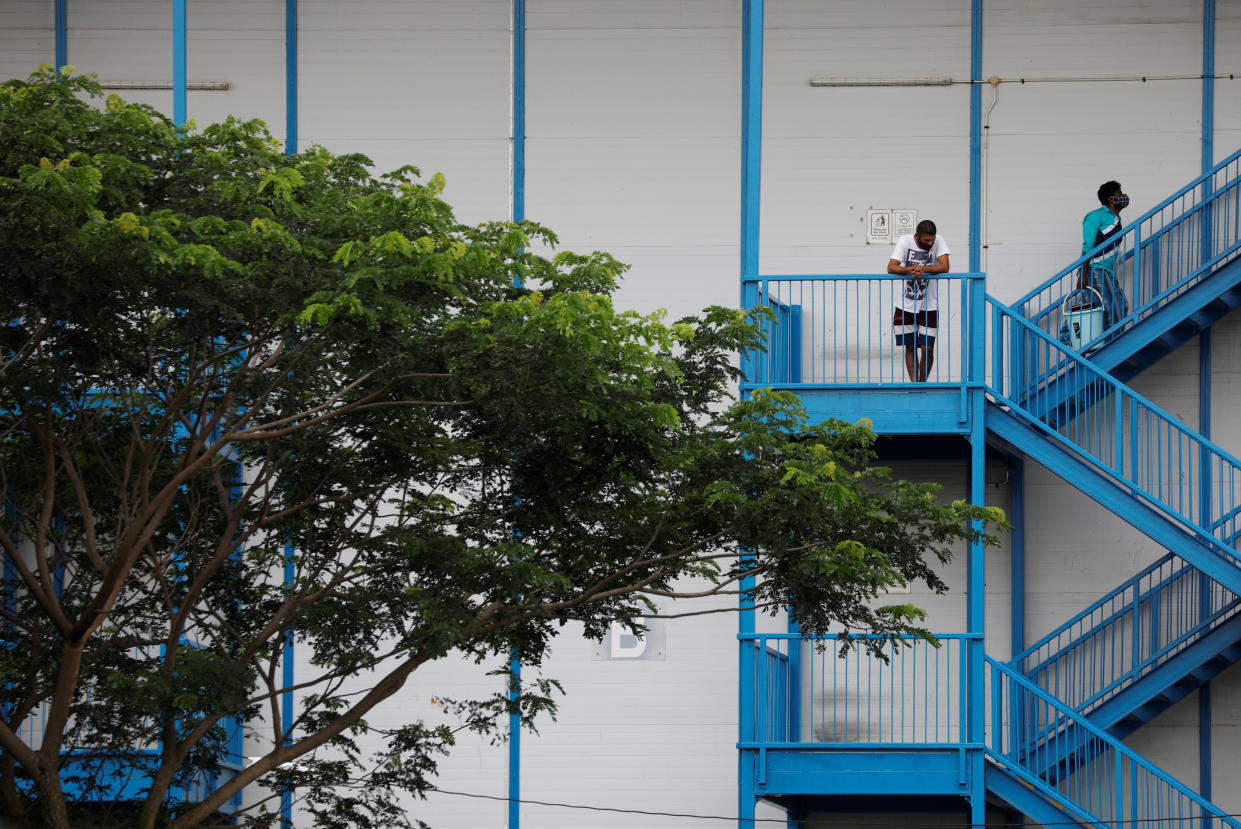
[
  {"x1": 985, "y1": 761, "x2": 1093, "y2": 828},
  {"x1": 173, "y1": 0, "x2": 187, "y2": 127},
  {"x1": 747, "y1": 746, "x2": 977, "y2": 797},
  {"x1": 279, "y1": 9, "x2": 297, "y2": 818},
  {"x1": 508, "y1": 6, "x2": 526, "y2": 827},
  {"x1": 1201, "y1": 681, "x2": 1213, "y2": 801},
  {"x1": 281, "y1": 545, "x2": 295, "y2": 829},
  {"x1": 968, "y1": 0, "x2": 982, "y2": 272},
  {"x1": 739, "y1": 0, "x2": 763, "y2": 279},
  {"x1": 738, "y1": 5, "x2": 763, "y2": 827},
  {"x1": 754, "y1": 387, "x2": 976, "y2": 435},
  {"x1": 1196, "y1": 27, "x2": 1217, "y2": 778},
  {"x1": 507, "y1": 652, "x2": 521, "y2": 829},
  {"x1": 1010, "y1": 460, "x2": 1025, "y2": 657},
  {"x1": 54, "y1": 0, "x2": 67, "y2": 70},
  {"x1": 512, "y1": 0, "x2": 525, "y2": 226},
  {"x1": 967, "y1": 269, "x2": 987, "y2": 829},
  {"x1": 285, "y1": 0, "x2": 297, "y2": 155},
  {"x1": 1203, "y1": 0, "x2": 1215, "y2": 172}
]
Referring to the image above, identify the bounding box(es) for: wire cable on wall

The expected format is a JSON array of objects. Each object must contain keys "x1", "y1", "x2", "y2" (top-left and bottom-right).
[
  {"x1": 809, "y1": 74, "x2": 1239, "y2": 86},
  {"x1": 430, "y1": 786, "x2": 1241, "y2": 827}
]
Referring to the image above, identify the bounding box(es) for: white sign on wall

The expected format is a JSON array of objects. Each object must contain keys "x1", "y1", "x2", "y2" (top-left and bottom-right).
[
  {"x1": 866, "y1": 209, "x2": 891, "y2": 245},
  {"x1": 592, "y1": 619, "x2": 666, "y2": 660},
  {"x1": 892, "y1": 209, "x2": 917, "y2": 237}
]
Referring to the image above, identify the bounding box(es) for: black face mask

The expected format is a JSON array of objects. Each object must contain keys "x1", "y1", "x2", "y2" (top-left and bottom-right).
[{"x1": 1113, "y1": 192, "x2": 1130, "y2": 209}]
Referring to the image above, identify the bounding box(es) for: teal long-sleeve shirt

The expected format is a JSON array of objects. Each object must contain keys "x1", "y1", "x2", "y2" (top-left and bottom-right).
[{"x1": 1082, "y1": 206, "x2": 1123, "y2": 273}]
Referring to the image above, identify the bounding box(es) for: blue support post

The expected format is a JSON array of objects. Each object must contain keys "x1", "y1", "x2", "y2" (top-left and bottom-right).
[
  {"x1": 786, "y1": 615, "x2": 800, "y2": 745},
  {"x1": 277, "y1": 7, "x2": 296, "y2": 823},
  {"x1": 508, "y1": 653, "x2": 521, "y2": 829},
  {"x1": 739, "y1": 4, "x2": 763, "y2": 819},
  {"x1": 1201, "y1": 681, "x2": 1213, "y2": 802},
  {"x1": 281, "y1": 545, "x2": 295, "y2": 829},
  {"x1": 285, "y1": 0, "x2": 297, "y2": 155},
  {"x1": 512, "y1": 0, "x2": 526, "y2": 227},
  {"x1": 739, "y1": 568, "x2": 757, "y2": 829},
  {"x1": 968, "y1": 0, "x2": 983, "y2": 273},
  {"x1": 508, "y1": 5, "x2": 525, "y2": 828},
  {"x1": 968, "y1": 275, "x2": 986, "y2": 829},
  {"x1": 1202, "y1": 0, "x2": 1215, "y2": 172},
  {"x1": 54, "y1": 0, "x2": 67, "y2": 71},
  {"x1": 1199, "y1": 4, "x2": 1215, "y2": 804},
  {"x1": 1008, "y1": 455, "x2": 1025, "y2": 828},
  {"x1": 172, "y1": 0, "x2": 187, "y2": 127},
  {"x1": 1009, "y1": 459, "x2": 1025, "y2": 657},
  {"x1": 740, "y1": 0, "x2": 763, "y2": 280}
]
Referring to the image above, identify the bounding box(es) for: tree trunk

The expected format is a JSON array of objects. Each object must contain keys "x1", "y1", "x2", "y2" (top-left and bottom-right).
[
  {"x1": 32, "y1": 756, "x2": 71, "y2": 829},
  {"x1": 0, "y1": 753, "x2": 30, "y2": 827}
]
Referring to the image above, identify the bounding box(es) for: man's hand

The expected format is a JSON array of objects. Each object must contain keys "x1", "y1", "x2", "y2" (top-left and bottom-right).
[{"x1": 910, "y1": 262, "x2": 925, "y2": 278}]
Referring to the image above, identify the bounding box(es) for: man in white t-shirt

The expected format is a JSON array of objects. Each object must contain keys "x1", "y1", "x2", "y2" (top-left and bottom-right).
[{"x1": 887, "y1": 219, "x2": 951, "y2": 382}]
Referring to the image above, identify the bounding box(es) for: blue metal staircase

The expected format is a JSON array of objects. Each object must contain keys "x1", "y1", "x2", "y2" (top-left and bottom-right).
[
  {"x1": 988, "y1": 295, "x2": 1241, "y2": 592},
  {"x1": 1009, "y1": 148, "x2": 1241, "y2": 426},
  {"x1": 739, "y1": 151, "x2": 1241, "y2": 828},
  {"x1": 993, "y1": 146, "x2": 1241, "y2": 735},
  {"x1": 984, "y1": 657, "x2": 1239, "y2": 829},
  {"x1": 1014, "y1": 552, "x2": 1241, "y2": 738}
]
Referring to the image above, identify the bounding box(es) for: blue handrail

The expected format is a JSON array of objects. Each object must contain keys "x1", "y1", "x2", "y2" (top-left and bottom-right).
[
  {"x1": 1013, "y1": 552, "x2": 1241, "y2": 714},
  {"x1": 739, "y1": 633, "x2": 975, "y2": 746},
  {"x1": 740, "y1": 273, "x2": 984, "y2": 388},
  {"x1": 986, "y1": 656, "x2": 1240, "y2": 829},
  {"x1": 1013, "y1": 147, "x2": 1241, "y2": 351},
  {"x1": 989, "y1": 293, "x2": 1241, "y2": 557}
]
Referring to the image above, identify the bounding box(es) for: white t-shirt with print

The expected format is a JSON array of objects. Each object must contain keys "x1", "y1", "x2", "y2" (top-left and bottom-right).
[{"x1": 890, "y1": 234, "x2": 950, "y2": 313}]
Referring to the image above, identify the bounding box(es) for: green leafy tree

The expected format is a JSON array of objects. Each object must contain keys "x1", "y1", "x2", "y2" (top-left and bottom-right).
[{"x1": 0, "y1": 69, "x2": 1004, "y2": 829}]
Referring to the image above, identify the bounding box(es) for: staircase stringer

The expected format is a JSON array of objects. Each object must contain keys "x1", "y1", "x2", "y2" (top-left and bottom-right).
[{"x1": 985, "y1": 406, "x2": 1241, "y2": 594}]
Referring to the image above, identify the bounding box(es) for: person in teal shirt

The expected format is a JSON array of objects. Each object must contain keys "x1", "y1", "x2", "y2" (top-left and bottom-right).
[{"x1": 1060, "y1": 180, "x2": 1130, "y2": 347}]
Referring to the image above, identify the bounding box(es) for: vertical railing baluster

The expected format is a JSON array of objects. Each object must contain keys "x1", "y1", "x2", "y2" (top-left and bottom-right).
[{"x1": 756, "y1": 638, "x2": 767, "y2": 750}]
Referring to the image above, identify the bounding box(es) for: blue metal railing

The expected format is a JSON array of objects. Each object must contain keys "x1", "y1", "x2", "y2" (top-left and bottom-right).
[
  {"x1": 1015, "y1": 147, "x2": 1241, "y2": 351},
  {"x1": 738, "y1": 634, "x2": 1238, "y2": 829},
  {"x1": 990, "y1": 295, "x2": 1241, "y2": 558},
  {"x1": 741, "y1": 274, "x2": 984, "y2": 388},
  {"x1": 737, "y1": 153, "x2": 1241, "y2": 822},
  {"x1": 986, "y1": 656, "x2": 1240, "y2": 829},
  {"x1": 1014, "y1": 552, "x2": 1241, "y2": 715},
  {"x1": 17, "y1": 641, "x2": 246, "y2": 808},
  {"x1": 740, "y1": 633, "x2": 972, "y2": 745}
]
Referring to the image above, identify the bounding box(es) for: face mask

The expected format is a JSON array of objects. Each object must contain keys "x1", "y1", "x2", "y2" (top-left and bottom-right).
[{"x1": 1113, "y1": 193, "x2": 1130, "y2": 209}]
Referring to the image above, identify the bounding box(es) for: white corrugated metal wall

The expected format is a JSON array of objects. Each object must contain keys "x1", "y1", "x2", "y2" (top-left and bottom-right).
[{"x1": 2, "y1": 1, "x2": 1240, "y2": 826}]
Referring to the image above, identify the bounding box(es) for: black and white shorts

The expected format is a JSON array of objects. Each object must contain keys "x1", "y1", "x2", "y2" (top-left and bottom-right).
[{"x1": 892, "y1": 308, "x2": 938, "y2": 346}]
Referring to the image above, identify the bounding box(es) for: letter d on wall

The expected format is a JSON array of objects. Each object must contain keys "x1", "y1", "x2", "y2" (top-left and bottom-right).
[
  {"x1": 591, "y1": 618, "x2": 666, "y2": 660},
  {"x1": 610, "y1": 624, "x2": 647, "y2": 659}
]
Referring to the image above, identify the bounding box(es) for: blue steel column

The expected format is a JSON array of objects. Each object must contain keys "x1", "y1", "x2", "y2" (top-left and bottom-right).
[
  {"x1": 285, "y1": 0, "x2": 297, "y2": 156},
  {"x1": 1199, "y1": 1, "x2": 1215, "y2": 803},
  {"x1": 172, "y1": 0, "x2": 187, "y2": 126},
  {"x1": 967, "y1": 2, "x2": 986, "y2": 820},
  {"x1": 54, "y1": 0, "x2": 67, "y2": 71},
  {"x1": 279, "y1": 10, "x2": 298, "y2": 827},
  {"x1": 967, "y1": 275, "x2": 986, "y2": 829},
  {"x1": 968, "y1": 0, "x2": 982, "y2": 273},
  {"x1": 281, "y1": 546, "x2": 296, "y2": 828},
  {"x1": 1199, "y1": 318, "x2": 1212, "y2": 799},
  {"x1": 738, "y1": 3, "x2": 763, "y2": 827},
  {"x1": 1009, "y1": 460, "x2": 1024, "y2": 657},
  {"x1": 740, "y1": 0, "x2": 763, "y2": 281},
  {"x1": 512, "y1": 0, "x2": 526, "y2": 226},
  {"x1": 1202, "y1": 0, "x2": 1215, "y2": 172},
  {"x1": 508, "y1": 3, "x2": 526, "y2": 828}
]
